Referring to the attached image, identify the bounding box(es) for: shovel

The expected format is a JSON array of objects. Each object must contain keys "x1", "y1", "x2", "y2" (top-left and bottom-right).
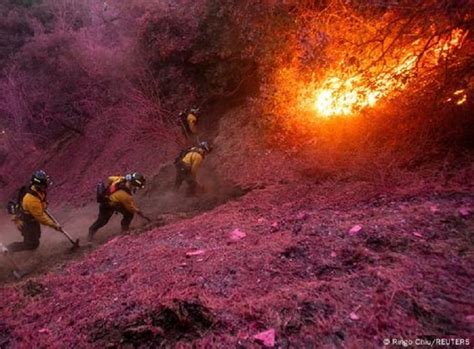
[
  {"x1": 0, "y1": 243, "x2": 29, "y2": 279},
  {"x1": 45, "y1": 210, "x2": 80, "y2": 251}
]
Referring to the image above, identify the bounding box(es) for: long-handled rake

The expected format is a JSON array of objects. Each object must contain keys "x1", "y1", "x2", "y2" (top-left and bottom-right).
[{"x1": 45, "y1": 210, "x2": 80, "y2": 251}]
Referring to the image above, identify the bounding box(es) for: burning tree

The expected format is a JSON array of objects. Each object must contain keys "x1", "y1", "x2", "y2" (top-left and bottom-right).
[
  {"x1": 0, "y1": 0, "x2": 472, "y2": 190},
  {"x1": 261, "y1": 0, "x2": 473, "y2": 173}
]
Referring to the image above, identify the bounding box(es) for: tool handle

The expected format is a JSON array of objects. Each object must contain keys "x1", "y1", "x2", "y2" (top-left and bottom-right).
[
  {"x1": 45, "y1": 210, "x2": 78, "y2": 245},
  {"x1": 45, "y1": 209, "x2": 59, "y2": 225},
  {"x1": 138, "y1": 212, "x2": 152, "y2": 222},
  {"x1": 60, "y1": 228, "x2": 74, "y2": 241},
  {"x1": 45, "y1": 210, "x2": 66, "y2": 233},
  {"x1": 179, "y1": 117, "x2": 191, "y2": 139}
]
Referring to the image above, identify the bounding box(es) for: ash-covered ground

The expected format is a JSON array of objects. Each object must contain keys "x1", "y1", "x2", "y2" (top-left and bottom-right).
[{"x1": 1, "y1": 164, "x2": 472, "y2": 347}]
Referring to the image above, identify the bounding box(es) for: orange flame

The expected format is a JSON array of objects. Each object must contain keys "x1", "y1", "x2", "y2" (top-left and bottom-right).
[
  {"x1": 446, "y1": 89, "x2": 468, "y2": 105},
  {"x1": 308, "y1": 29, "x2": 467, "y2": 117},
  {"x1": 456, "y1": 95, "x2": 467, "y2": 105},
  {"x1": 434, "y1": 29, "x2": 468, "y2": 60}
]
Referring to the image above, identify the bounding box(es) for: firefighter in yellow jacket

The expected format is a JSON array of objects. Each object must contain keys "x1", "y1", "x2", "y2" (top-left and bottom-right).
[
  {"x1": 179, "y1": 107, "x2": 200, "y2": 143},
  {"x1": 7, "y1": 170, "x2": 62, "y2": 252},
  {"x1": 174, "y1": 141, "x2": 212, "y2": 196},
  {"x1": 88, "y1": 172, "x2": 150, "y2": 241}
]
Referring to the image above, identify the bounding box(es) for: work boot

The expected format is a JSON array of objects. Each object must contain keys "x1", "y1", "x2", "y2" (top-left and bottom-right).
[{"x1": 0, "y1": 243, "x2": 9, "y2": 254}]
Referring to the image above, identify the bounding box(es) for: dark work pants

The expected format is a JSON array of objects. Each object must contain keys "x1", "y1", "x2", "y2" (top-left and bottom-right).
[
  {"x1": 8, "y1": 220, "x2": 41, "y2": 252},
  {"x1": 181, "y1": 127, "x2": 199, "y2": 146},
  {"x1": 89, "y1": 203, "x2": 134, "y2": 235},
  {"x1": 174, "y1": 163, "x2": 197, "y2": 196}
]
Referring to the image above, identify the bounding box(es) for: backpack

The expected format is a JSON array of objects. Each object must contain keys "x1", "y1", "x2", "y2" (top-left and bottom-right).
[
  {"x1": 96, "y1": 178, "x2": 130, "y2": 203},
  {"x1": 6, "y1": 185, "x2": 39, "y2": 216},
  {"x1": 7, "y1": 199, "x2": 18, "y2": 215},
  {"x1": 174, "y1": 146, "x2": 194, "y2": 166}
]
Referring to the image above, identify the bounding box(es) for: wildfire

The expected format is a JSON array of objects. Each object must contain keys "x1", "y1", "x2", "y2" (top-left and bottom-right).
[
  {"x1": 434, "y1": 29, "x2": 468, "y2": 60},
  {"x1": 446, "y1": 89, "x2": 468, "y2": 105},
  {"x1": 454, "y1": 89, "x2": 468, "y2": 105},
  {"x1": 309, "y1": 29, "x2": 467, "y2": 117},
  {"x1": 457, "y1": 95, "x2": 467, "y2": 105}
]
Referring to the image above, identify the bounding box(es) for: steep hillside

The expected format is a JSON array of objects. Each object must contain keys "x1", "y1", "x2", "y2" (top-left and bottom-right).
[
  {"x1": 1, "y1": 157, "x2": 473, "y2": 347},
  {"x1": 1, "y1": 105, "x2": 473, "y2": 347},
  {"x1": 1, "y1": 1, "x2": 473, "y2": 347}
]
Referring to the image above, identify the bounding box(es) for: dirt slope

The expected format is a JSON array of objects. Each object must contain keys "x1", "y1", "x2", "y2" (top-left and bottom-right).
[
  {"x1": 0, "y1": 161, "x2": 473, "y2": 347},
  {"x1": 0, "y1": 158, "x2": 249, "y2": 283},
  {"x1": 1, "y1": 102, "x2": 473, "y2": 347}
]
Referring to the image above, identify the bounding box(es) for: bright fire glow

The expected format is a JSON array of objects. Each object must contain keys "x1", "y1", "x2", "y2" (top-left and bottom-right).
[
  {"x1": 456, "y1": 95, "x2": 467, "y2": 105},
  {"x1": 310, "y1": 29, "x2": 467, "y2": 117},
  {"x1": 434, "y1": 29, "x2": 468, "y2": 60},
  {"x1": 446, "y1": 89, "x2": 468, "y2": 105}
]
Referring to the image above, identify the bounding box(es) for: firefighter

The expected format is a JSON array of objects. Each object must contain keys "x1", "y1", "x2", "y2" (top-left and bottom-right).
[
  {"x1": 174, "y1": 141, "x2": 212, "y2": 196},
  {"x1": 6, "y1": 170, "x2": 62, "y2": 252},
  {"x1": 88, "y1": 172, "x2": 150, "y2": 241},
  {"x1": 179, "y1": 107, "x2": 200, "y2": 143}
]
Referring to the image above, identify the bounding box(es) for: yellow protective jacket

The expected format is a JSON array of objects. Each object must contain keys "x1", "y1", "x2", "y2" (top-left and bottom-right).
[
  {"x1": 182, "y1": 150, "x2": 204, "y2": 177},
  {"x1": 106, "y1": 176, "x2": 140, "y2": 214},
  {"x1": 21, "y1": 187, "x2": 57, "y2": 228},
  {"x1": 187, "y1": 113, "x2": 198, "y2": 134}
]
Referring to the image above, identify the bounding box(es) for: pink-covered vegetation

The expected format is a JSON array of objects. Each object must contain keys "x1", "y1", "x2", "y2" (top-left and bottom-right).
[
  {"x1": 0, "y1": 0, "x2": 295, "y2": 200},
  {"x1": 1, "y1": 166, "x2": 473, "y2": 347},
  {"x1": 0, "y1": 0, "x2": 473, "y2": 347}
]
